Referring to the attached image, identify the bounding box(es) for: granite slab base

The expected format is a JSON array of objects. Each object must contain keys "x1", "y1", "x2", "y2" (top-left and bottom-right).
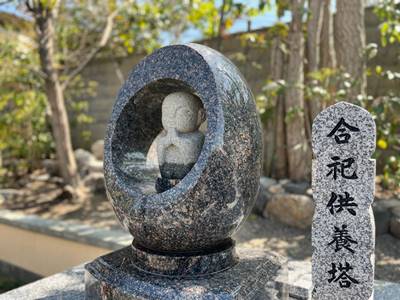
[{"x1": 84, "y1": 246, "x2": 288, "y2": 300}]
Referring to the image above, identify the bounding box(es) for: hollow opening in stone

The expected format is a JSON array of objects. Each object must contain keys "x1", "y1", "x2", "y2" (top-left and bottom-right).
[{"x1": 112, "y1": 79, "x2": 207, "y2": 196}]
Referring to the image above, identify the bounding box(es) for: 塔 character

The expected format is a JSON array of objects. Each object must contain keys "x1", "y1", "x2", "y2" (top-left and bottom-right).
[{"x1": 328, "y1": 262, "x2": 360, "y2": 288}]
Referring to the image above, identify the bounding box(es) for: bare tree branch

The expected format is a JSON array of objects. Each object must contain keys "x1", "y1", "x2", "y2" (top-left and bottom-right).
[
  {"x1": 60, "y1": 29, "x2": 90, "y2": 76},
  {"x1": 112, "y1": 59, "x2": 125, "y2": 84},
  {"x1": 61, "y1": 9, "x2": 118, "y2": 91},
  {"x1": 25, "y1": 0, "x2": 33, "y2": 12}
]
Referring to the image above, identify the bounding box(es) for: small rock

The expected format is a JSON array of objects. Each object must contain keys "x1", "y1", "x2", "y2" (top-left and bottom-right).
[
  {"x1": 42, "y1": 159, "x2": 59, "y2": 176},
  {"x1": 260, "y1": 177, "x2": 277, "y2": 189},
  {"x1": 268, "y1": 184, "x2": 284, "y2": 194},
  {"x1": 279, "y1": 179, "x2": 290, "y2": 185},
  {"x1": 389, "y1": 216, "x2": 400, "y2": 239},
  {"x1": 373, "y1": 201, "x2": 391, "y2": 235},
  {"x1": 87, "y1": 160, "x2": 103, "y2": 173},
  {"x1": 83, "y1": 172, "x2": 105, "y2": 193},
  {"x1": 61, "y1": 185, "x2": 75, "y2": 200},
  {"x1": 0, "y1": 189, "x2": 24, "y2": 202},
  {"x1": 282, "y1": 181, "x2": 310, "y2": 195},
  {"x1": 392, "y1": 206, "x2": 400, "y2": 217},
  {"x1": 49, "y1": 176, "x2": 64, "y2": 185},
  {"x1": 306, "y1": 188, "x2": 313, "y2": 196},
  {"x1": 264, "y1": 194, "x2": 315, "y2": 229},
  {"x1": 376, "y1": 199, "x2": 400, "y2": 210},
  {"x1": 253, "y1": 177, "x2": 276, "y2": 215},
  {"x1": 91, "y1": 140, "x2": 104, "y2": 161},
  {"x1": 17, "y1": 177, "x2": 29, "y2": 186},
  {"x1": 30, "y1": 173, "x2": 50, "y2": 182},
  {"x1": 74, "y1": 149, "x2": 103, "y2": 175},
  {"x1": 75, "y1": 149, "x2": 95, "y2": 168},
  {"x1": 74, "y1": 149, "x2": 96, "y2": 175}
]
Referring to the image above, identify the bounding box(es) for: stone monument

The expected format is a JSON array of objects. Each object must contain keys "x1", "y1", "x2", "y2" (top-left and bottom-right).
[
  {"x1": 311, "y1": 101, "x2": 376, "y2": 299},
  {"x1": 84, "y1": 44, "x2": 287, "y2": 299}
]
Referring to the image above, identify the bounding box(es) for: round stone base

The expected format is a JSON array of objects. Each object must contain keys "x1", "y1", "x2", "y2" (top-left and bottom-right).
[{"x1": 131, "y1": 240, "x2": 239, "y2": 278}]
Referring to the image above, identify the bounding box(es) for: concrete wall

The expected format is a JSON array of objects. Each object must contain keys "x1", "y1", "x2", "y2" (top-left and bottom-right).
[{"x1": 72, "y1": 7, "x2": 399, "y2": 148}]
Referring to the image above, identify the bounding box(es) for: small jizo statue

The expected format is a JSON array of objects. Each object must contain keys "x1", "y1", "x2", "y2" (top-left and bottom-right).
[{"x1": 155, "y1": 92, "x2": 205, "y2": 193}]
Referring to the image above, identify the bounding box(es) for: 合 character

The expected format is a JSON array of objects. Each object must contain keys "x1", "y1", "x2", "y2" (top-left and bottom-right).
[{"x1": 327, "y1": 117, "x2": 360, "y2": 144}]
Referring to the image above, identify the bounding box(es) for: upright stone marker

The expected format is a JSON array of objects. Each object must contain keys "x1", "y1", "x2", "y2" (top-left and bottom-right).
[{"x1": 312, "y1": 101, "x2": 376, "y2": 299}]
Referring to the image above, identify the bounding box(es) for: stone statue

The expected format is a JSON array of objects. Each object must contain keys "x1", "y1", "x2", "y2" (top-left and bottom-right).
[
  {"x1": 155, "y1": 92, "x2": 205, "y2": 192},
  {"x1": 86, "y1": 44, "x2": 286, "y2": 299}
]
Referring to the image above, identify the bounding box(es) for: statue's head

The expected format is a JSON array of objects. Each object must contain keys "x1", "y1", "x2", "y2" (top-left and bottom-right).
[{"x1": 161, "y1": 92, "x2": 205, "y2": 133}]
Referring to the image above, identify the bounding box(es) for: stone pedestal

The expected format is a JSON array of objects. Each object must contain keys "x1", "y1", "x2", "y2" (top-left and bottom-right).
[{"x1": 85, "y1": 247, "x2": 288, "y2": 300}]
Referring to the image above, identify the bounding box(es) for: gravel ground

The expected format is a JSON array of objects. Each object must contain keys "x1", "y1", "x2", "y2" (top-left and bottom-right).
[{"x1": 235, "y1": 215, "x2": 400, "y2": 283}]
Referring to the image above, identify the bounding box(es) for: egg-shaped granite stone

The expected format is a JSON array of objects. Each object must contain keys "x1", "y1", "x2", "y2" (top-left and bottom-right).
[{"x1": 104, "y1": 43, "x2": 262, "y2": 276}]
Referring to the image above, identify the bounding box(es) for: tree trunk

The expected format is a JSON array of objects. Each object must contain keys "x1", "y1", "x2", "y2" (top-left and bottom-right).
[
  {"x1": 284, "y1": 0, "x2": 310, "y2": 181},
  {"x1": 216, "y1": 0, "x2": 227, "y2": 51},
  {"x1": 320, "y1": 0, "x2": 336, "y2": 70},
  {"x1": 335, "y1": 0, "x2": 366, "y2": 98},
  {"x1": 35, "y1": 9, "x2": 80, "y2": 187},
  {"x1": 306, "y1": 0, "x2": 323, "y2": 73},
  {"x1": 306, "y1": 0, "x2": 324, "y2": 123},
  {"x1": 270, "y1": 37, "x2": 288, "y2": 179}
]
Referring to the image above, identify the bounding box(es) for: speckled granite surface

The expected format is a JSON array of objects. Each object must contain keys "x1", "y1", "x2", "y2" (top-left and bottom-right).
[
  {"x1": 2, "y1": 261, "x2": 400, "y2": 300},
  {"x1": 103, "y1": 44, "x2": 262, "y2": 260},
  {"x1": 0, "y1": 265, "x2": 85, "y2": 300},
  {"x1": 312, "y1": 102, "x2": 376, "y2": 299},
  {"x1": 85, "y1": 247, "x2": 288, "y2": 300},
  {"x1": 129, "y1": 240, "x2": 238, "y2": 277}
]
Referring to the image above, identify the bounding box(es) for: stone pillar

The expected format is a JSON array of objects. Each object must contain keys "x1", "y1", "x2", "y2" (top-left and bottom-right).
[{"x1": 311, "y1": 101, "x2": 376, "y2": 299}]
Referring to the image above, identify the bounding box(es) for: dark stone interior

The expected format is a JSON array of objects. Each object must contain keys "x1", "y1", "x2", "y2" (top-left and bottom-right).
[{"x1": 112, "y1": 79, "x2": 203, "y2": 195}]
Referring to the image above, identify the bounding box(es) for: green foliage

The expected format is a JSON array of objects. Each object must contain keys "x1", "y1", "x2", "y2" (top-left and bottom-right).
[
  {"x1": 305, "y1": 69, "x2": 357, "y2": 105},
  {"x1": 55, "y1": 1, "x2": 165, "y2": 59},
  {"x1": 374, "y1": 0, "x2": 400, "y2": 46},
  {"x1": 257, "y1": 79, "x2": 285, "y2": 123},
  {"x1": 358, "y1": 94, "x2": 400, "y2": 188},
  {"x1": 372, "y1": 0, "x2": 400, "y2": 188},
  {"x1": 63, "y1": 75, "x2": 97, "y2": 142},
  {"x1": 0, "y1": 0, "x2": 210, "y2": 184},
  {"x1": 253, "y1": 0, "x2": 400, "y2": 189},
  {"x1": 188, "y1": 1, "x2": 219, "y2": 38},
  {"x1": 188, "y1": 0, "x2": 269, "y2": 38},
  {"x1": 0, "y1": 38, "x2": 53, "y2": 179},
  {"x1": 303, "y1": 65, "x2": 400, "y2": 188},
  {"x1": 112, "y1": 0, "x2": 194, "y2": 54}
]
